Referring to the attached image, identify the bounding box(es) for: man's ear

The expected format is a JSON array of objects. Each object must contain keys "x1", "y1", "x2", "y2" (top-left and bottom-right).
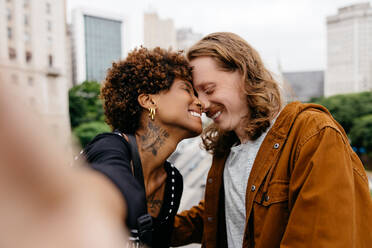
[{"x1": 137, "y1": 93, "x2": 157, "y2": 109}]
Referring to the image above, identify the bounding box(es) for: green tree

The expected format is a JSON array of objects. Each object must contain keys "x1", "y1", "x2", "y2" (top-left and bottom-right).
[
  {"x1": 349, "y1": 114, "x2": 372, "y2": 154},
  {"x1": 73, "y1": 121, "x2": 111, "y2": 148},
  {"x1": 69, "y1": 81, "x2": 111, "y2": 147},
  {"x1": 312, "y1": 91, "x2": 372, "y2": 133},
  {"x1": 69, "y1": 81, "x2": 105, "y2": 128}
]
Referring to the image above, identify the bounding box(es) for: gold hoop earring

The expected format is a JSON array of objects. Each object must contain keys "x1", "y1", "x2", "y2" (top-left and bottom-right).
[{"x1": 148, "y1": 107, "x2": 156, "y2": 121}]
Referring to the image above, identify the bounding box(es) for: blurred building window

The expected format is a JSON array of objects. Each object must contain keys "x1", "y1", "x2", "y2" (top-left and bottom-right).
[
  {"x1": 48, "y1": 54, "x2": 53, "y2": 67},
  {"x1": 28, "y1": 76, "x2": 34, "y2": 86},
  {"x1": 7, "y1": 8, "x2": 12, "y2": 21},
  {"x1": 47, "y1": 20, "x2": 52, "y2": 32},
  {"x1": 47, "y1": 36, "x2": 52, "y2": 46},
  {"x1": 8, "y1": 47, "x2": 16, "y2": 60},
  {"x1": 46, "y1": 2, "x2": 51, "y2": 14},
  {"x1": 84, "y1": 15, "x2": 122, "y2": 82},
  {"x1": 25, "y1": 32, "x2": 30, "y2": 42},
  {"x1": 7, "y1": 27, "x2": 12, "y2": 39},
  {"x1": 26, "y1": 51, "x2": 32, "y2": 63},
  {"x1": 24, "y1": 15, "x2": 29, "y2": 26}
]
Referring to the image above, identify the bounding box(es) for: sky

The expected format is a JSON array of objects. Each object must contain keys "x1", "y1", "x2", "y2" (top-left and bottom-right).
[{"x1": 67, "y1": 0, "x2": 371, "y2": 73}]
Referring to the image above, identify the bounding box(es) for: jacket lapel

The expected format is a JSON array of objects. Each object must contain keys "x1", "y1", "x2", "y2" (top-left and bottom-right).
[{"x1": 242, "y1": 102, "x2": 302, "y2": 246}]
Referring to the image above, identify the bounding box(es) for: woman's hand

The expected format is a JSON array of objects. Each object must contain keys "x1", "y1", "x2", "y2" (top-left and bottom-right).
[{"x1": 0, "y1": 82, "x2": 128, "y2": 248}]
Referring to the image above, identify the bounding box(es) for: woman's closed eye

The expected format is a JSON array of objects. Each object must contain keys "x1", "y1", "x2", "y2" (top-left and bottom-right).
[
  {"x1": 182, "y1": 85, "x2": 197, "y2": 97},
  {"x1": 183, "y1": 87, "x2": 192, "y2": 94}
]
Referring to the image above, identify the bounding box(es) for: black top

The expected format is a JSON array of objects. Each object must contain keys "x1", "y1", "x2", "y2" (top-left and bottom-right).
[{"x1": 82, "y1": 133, "x2": 183, "y2": 247}]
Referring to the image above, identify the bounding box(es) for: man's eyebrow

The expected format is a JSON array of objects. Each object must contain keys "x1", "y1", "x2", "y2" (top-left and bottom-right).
[{"x1": 195, "y1": 82, "x2": 214, "y2": 89}]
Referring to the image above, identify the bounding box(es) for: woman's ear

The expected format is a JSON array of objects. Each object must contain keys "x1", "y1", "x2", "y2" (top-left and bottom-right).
[{"x1": 137, "y1": 93, "x2": 157, "y2": 109}]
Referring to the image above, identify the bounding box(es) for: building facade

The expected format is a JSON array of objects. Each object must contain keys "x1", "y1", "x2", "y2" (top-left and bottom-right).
[
  {"x1": 144, "y1": 12, "x2": 177, "y2": 50},
  {"x1": 176, "y1": 28, "x2": 202, "y2": 52},
  {"x1": 71, "y1": 8, "x2": 142, "y2": 85},
  {"x1": 325, "y1": 2, "x2": 372, "y2": 96},
  {"x1": 0, "y1": 0, "x2": 72, "y2": 152}
]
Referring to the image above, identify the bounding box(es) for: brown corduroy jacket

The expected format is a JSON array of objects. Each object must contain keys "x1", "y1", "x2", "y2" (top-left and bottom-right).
[{"x1": 171, "y1": 102, "x2": 372, "y2": 248}]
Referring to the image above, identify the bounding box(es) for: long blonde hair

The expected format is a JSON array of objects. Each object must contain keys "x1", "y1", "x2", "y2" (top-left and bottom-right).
[{"x1": 187, "y1": 32, "x2": 282, "y2": 157}]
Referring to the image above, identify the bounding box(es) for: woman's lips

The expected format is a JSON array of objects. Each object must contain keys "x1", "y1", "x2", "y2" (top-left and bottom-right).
[{"x1": 189, "y1": 111, "x2": 202, "y2": 118}]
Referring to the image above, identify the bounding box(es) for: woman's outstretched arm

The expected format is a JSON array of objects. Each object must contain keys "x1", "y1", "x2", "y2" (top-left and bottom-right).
[{"x1": 0, "y1": 82, "x2": 128, "y2": 248}]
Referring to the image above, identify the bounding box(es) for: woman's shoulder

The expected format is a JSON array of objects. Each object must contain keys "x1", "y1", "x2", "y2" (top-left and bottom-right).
[
  {"x1": 83, "y1": 132, "x2": 131, "y2": 163},
  {"x1": 86, "y1": 132, "x2": 129, "y2": 151},
  {"x1": 90, "y1": 132, "x2": 129, "y2": 146}
]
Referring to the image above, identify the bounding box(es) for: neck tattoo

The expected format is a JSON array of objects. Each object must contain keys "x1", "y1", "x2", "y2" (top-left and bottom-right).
[
  {"x1": 147, "y1": 193, "x2": 163, "y2": 216},
  {"x1": 140, "y1": 121, "x2": 169, "y2": 156}
]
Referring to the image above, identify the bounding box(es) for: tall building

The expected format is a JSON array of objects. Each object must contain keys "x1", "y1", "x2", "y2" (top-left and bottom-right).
[
  {"x1": 0, "y1": 0, "x2": 72, "y2": 152},
  {"x1": 325, "y1": 2, "x2": 372, "y2": 96},
  {"x1": 71, "y1": 8, "x2": 141, "y2": 85},
  {"x1": 144, "y1": 12, "x2": 177, "y2": 49},
  {"x1": 176, "y1": 28, "x2": 203, "y2": 52}
]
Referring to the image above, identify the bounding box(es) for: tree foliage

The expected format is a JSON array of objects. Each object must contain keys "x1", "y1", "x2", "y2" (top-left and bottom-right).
[
  {"x1": 73, "y1": 121, "x2": 110, "y2": 148},
  {"x1": 69, "y1": 81, "x2": 110, "y2": 147},
  {"x1": 312, "y1": 91, "x2": 372, "y2": 133},
  {"x1": 69, "y1": 81, "x2": 105, "y2": 128},
  {"x1": 349, "y1": 114, "x2": 372, "y2": 153}
]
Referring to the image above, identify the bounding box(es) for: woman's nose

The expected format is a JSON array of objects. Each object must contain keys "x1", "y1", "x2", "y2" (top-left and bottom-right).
[
  {"x1": 193, "y1": 94, "x2": 206, "y2": 111},
  {"x1": 195, "y1": 100, "x2": 204, "y2": 112},
  {"x1": 197, "y1": 95, "x2": 209, "y2": 111}
]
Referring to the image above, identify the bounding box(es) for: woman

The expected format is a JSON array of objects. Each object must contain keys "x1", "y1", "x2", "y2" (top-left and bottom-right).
[
  {"x1": 171, "y1": 32, "x2": 372, "y2": 247},
  {"x1": 83, "y1": 47, "x2": 203, "y2": 247}
]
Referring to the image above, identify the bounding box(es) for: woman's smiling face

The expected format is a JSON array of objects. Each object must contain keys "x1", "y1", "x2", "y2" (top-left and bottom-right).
[
  {"x1": 154, "y1": 78, "x2": 203, "y2": 139},
  {"x1": 190, "y1": 57, "x2": 249, "y2": 138}
]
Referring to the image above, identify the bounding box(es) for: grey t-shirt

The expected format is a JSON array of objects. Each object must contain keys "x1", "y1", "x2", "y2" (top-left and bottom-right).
[{"x1": 223, "y1": 126, "x2": 272, "y2": 247}]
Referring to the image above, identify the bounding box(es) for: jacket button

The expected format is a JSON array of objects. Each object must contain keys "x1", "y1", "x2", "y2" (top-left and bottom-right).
[
  {"x1": 273, "y1": 143, "x2": 280, "y2": 149},
  {"x1": 251, "y1": 185, "x2": 256, "y2": 192},
  {"x1": 208, "y1": 178, "x2": 213, "y2": 184},
  {"x1": 207, "y1": 217, "x2": 213, "y2": 222}
]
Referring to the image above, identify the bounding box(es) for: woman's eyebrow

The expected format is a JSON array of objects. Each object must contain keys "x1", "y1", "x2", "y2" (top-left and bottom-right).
[{"x1": 180, "y1": 81, "x2": 193, "y2": 89}]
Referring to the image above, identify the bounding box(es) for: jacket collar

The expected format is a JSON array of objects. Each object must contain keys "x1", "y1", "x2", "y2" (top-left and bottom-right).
[{"x1": 269, "y1": 101, "x2": 334, "y2": 139}]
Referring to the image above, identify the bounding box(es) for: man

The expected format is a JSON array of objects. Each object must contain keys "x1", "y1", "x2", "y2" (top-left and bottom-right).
[{"x1": 171, "y1": 32, "x2": 372, "y2": 247}]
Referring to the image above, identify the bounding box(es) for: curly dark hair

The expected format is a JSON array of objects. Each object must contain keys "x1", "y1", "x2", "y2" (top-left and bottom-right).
[{"x1": 101, "y1": 47, "x2": 193, "y2": 134}]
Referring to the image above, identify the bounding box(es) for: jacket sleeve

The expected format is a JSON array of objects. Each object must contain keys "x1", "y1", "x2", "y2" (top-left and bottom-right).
[
  {"x1": 280, "y1": 126, "x2": 372, "y2": 247},
  {"x1": 84, "y1": 135, "x2": 147, "y2": 230},
  {"x1": 170, "y1": 200, "x2": 205, "y2": 246}
]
